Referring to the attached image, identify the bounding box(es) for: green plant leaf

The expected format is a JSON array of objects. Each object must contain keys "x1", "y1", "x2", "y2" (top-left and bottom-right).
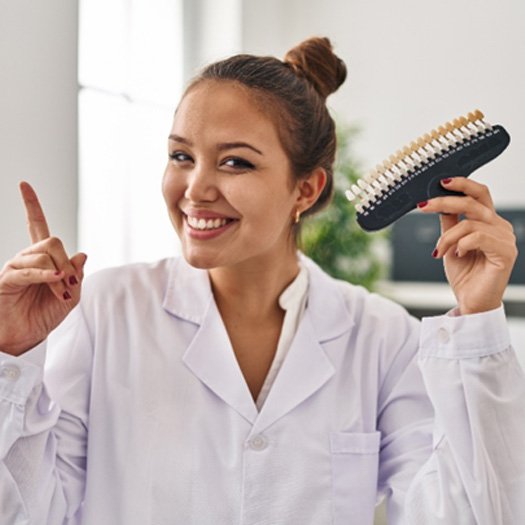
[{"x1": 300, "y1": 124, "x2": 388, "y2": 290}]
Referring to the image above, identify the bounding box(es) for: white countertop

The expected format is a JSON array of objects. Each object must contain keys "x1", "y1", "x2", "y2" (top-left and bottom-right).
[{"x1": 377, "y1": 281, "x2": 525, "y2": 310}]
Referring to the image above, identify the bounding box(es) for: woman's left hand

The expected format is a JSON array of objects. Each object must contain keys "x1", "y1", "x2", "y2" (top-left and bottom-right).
[{"x1": 418, "y1": 177, "x2": 518, "y2": 315}]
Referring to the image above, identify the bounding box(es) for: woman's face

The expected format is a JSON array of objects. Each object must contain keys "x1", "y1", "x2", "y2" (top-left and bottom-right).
[{"x1": 162, "y1": 80, "x2": 302, "y2": 270}]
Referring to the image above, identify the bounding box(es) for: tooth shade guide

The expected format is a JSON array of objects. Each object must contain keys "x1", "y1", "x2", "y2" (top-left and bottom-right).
[
  {"x1": 345, "y1": 110, "x2": 509, "y2": 231},
  {"x1": 345, "y1": 190, "x2": 356, "y2": 201}
]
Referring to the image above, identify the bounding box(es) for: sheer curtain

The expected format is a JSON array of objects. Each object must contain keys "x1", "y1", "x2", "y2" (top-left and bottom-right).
[
  {"x1": 78, "y1": 0, "x2": 243, "y2": 273},
  {"x1": 78, "y1": 0, "x2": 184, "y2": 273}
]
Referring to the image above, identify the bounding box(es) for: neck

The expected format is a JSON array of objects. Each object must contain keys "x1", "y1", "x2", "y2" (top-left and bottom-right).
[{"x1": 209, "y1": 249, "x2": 300, "y2": 321}]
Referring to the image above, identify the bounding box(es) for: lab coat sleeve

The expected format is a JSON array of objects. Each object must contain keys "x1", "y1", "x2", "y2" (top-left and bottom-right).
[
  {"x1": 379, "y1": 305, "x2": 525, "y2": 525},
  {"x1": 0, "y1": 305, "x2": 92, "y2": 524}
]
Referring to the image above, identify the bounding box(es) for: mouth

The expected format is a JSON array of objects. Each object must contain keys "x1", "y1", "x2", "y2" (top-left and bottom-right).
[
  {"x1": 185, "y1": 215, "x2": 235, "y2": 231},
  {"x1": 182, "y1": 213, "x2": 239, "y2": 239}
]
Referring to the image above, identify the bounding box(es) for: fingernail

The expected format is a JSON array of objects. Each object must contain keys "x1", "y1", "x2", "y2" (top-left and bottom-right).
[
  {"x1": 417, "y1": 201, "x2": 428, "y2": 208},
  {"x1": 441, "y1": 178, "x2": 452, "y2": 185},
  {"x1": 63, "y1": 291, "x2": 72, "y2": 300},
  {"x1": 455, "y1": 250, "x2": 460, "y2": 258},
  {"x1": 69, "y1": 276, "x2": 78, "y2": 286},
  {"x1": 432, "y1": 248, "x2": 439, "y2": 258},
  {"x1": 54, "y1": 270, "x2": 62, "y2": 276}
]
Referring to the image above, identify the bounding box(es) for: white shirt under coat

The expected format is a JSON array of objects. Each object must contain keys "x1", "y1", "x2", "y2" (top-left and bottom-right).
[{"x1": 0, "y1": 255, "x2": 524, "y2": 524}]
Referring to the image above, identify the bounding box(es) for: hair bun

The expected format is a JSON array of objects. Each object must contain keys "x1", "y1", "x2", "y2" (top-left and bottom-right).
[{"x1": 284, "y1": 37, "x2": 347, "y2": 99}]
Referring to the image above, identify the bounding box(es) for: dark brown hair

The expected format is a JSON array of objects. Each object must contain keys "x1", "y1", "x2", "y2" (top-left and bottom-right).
[{"x1": 185, "y1": 36, "x2": 347, "y2": 219}]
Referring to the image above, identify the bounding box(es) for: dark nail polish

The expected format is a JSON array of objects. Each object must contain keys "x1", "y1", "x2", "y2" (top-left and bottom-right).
[
  {"x1": 54, "y1": 271, "x2": 62, "y2": 276},
  {"x1": 69, "y1": 276, "x2": 78, "y2": 286},
  {"x1": 417, "y1": 201, "x2": 428, "y2": 208},
  {"x1": 63, "y1": 291, "x2": 72, "y2": 300},
  {"x1": 455, "y1": 250, "x2": 460, "y2": 258},
  {"x1": 442, "y1": 178, "x2": 452, "y2": 184},
  {"x1": 432, "y1": 248, "x2": 438, "y2": 258}
]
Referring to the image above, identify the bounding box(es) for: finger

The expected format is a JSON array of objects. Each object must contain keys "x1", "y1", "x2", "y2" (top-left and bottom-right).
[
  {"x1": 58, "y1": 253, "x2": 88, "y2": 304},
  {"x1": 439, "y1": 212, "x2": 459, "y2": 235},
  {"x1": 7, "y1": 252, "x2": 71, "y2": 302},
  {"x1": 70, "y1": 252, "x2": 88, "y2": 275},
  {"x1": 4, "y1": 267, "x2": 66, "y2": 288},
  {"x1": 419, "y1": 195, "x2": 495, "y2": 223},
  {"x1": 433, "y1": 220, "x2": 499, "y2": 258},
  {"x1": 69, "y1": 252, "x2": 88, "y2": 287},
  {"x1": 21, "y1": 237, "x2": 80, "y2": 293},
  {"x1": 440, "y1": 177, "x2": 494, "y2": 209},
  {"x1": 9, "y1": 252, "x2": 62, "y2": 272},
  {"x1": 19, "y1": 181, "x2": 51, "y2": 243},
  {"x1": 455, "y1": 230, "x2": 518, "y2": 266}
]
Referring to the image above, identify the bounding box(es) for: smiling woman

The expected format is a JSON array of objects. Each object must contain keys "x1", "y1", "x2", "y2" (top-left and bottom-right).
[
  {"x1": 163, "y1": 81, "x2": 316, "y2": 270},
  {"x1": 0, "y1": 36, "x2": 524, "y2": 525}
]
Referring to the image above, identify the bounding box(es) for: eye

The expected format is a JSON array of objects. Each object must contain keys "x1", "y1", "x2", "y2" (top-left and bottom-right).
[
  {"x1": 169, "y1": 151, "x2": 193, "y2": 163},
  {"x1": 222, "y1": 157, "x2": 255, "y2": 171}
]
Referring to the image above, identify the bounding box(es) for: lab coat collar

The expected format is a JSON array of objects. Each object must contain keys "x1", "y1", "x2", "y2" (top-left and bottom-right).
[
  {"x1": 162, "y1": 255, "x2": 354, "y2": 430},
  {"x1": 162, "y1": 257, "x2": 212, "y2": 325},
  {"x1": 162, "y1": 255, "x2": 353, "y2": 342},
  {"x1": 299, "y1": 253, "x2": 355, "y2": 343}
]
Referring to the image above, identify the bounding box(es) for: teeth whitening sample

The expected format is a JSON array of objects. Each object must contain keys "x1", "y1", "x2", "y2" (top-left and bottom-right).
[{"x1": 345, "y1": 110, "x2": 510, "y2": 231}]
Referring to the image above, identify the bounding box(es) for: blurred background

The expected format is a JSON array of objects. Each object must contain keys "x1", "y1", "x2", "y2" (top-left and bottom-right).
[{"x1": 1, "y1": 1, "x2": 524, "y2": 520}]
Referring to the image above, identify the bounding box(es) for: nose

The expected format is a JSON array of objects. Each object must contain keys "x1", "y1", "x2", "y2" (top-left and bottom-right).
[{"x1": 184, "y1": 164, "x2": 219, "y2": 203}]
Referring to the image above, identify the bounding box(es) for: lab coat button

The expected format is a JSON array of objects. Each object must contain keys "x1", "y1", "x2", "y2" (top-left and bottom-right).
[
  {"x1": 248, "y1": 434, "x2": 268, "y2": 451},
  {"x1": 438, "y1": 327, "x2": 450, "y2": 344},
  {"x1": 0, "y1": 364, "x2": 21, "y2": 381}
]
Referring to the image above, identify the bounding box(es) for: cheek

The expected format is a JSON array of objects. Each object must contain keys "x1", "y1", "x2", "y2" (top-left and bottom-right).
[
  {"x1": 240, "y1": 182, "x2": 295, "y2": 230},
  {"x1": 162, "y1": 167, "x2": 184, "y2": 206}
]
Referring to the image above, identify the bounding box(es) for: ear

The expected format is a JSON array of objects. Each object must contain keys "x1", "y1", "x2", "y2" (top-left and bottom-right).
[{"x1": 295, "y1": 167, "x2": 328, "y2": 213}]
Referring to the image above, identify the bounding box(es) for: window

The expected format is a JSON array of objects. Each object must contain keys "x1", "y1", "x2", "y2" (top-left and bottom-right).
[
  {"x1": 78, "y1": 0, "x2": 184, "y2": 273},
  {"x1": 78, "y1": 0, "x2": 242, "y2": 273}
]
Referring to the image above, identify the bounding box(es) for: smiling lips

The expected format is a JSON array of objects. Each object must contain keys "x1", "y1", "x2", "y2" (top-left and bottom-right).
[
  {"x1": 187, "y1": 215, "x2": 231, "y2": 231},
  {"x1": 183, "y1": 213, "x2": 237, "y2": 239}
]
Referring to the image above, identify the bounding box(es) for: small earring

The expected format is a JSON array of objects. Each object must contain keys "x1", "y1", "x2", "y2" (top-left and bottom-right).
[{"x1": 294, "y1": 209, "x2": 301, "y2": 224}]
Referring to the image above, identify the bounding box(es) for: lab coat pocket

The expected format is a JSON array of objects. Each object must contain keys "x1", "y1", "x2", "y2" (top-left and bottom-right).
[{"x1": 330, "y1": 431, "x2": 381, "y2": 525}]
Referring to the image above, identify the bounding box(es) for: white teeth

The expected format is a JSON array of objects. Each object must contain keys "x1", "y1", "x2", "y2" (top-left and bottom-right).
[{"x1": 187, "y1": 215, "x2": 229, "y2": 230}]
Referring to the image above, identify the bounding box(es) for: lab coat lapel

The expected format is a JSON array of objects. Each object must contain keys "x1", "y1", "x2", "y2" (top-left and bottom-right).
[
  {"x1": 162, "y1": 258, "x2": 258, "y2": 424},
  {"x1": 182, "y1": 299, "x2": 258, "y2": 424},
  {"x1": 252, "y1": 256, "x2": 354, "y2": 434},
  {"x1": 252, "y1": 310, "x2": 336, "y2": 434}
]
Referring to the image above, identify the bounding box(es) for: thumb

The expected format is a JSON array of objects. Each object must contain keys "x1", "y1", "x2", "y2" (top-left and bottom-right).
[{"x1": 70, "y1": 252, "x2": 88, "y2": 277}]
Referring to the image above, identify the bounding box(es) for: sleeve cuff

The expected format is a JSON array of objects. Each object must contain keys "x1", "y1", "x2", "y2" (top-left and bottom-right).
[
  {"x1": 419, "y1": 304, "x2": 511, "y2": 358},
  {"x1": 0, "y1": 341, "x2": 47, "y2": 404},
  {"x1": 16, "y1": 340, "x2": 47, "y2": 367}
]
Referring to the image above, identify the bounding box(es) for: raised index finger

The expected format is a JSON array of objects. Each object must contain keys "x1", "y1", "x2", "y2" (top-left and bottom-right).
[{"x1": 19, "y1": 181, "x2": 51, "y2": 242}]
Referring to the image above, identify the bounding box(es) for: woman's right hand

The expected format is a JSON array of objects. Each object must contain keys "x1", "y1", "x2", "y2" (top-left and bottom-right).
[{"x1": 0, "y1": 182, "x2": 88, "y2": 356}]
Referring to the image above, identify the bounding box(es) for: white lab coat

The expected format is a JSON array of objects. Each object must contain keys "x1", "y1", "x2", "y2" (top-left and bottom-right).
[{"x1": 0, "y1": 255, "x2": 524, "y2": 525}]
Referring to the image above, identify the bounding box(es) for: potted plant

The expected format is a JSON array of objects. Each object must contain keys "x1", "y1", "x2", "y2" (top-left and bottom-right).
[{"x1": 301, "y1": 124, "x2": 387, "y2": 291}]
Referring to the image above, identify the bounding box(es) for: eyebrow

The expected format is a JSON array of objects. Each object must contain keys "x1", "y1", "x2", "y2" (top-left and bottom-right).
[{"x1": 168, "y1": 134, "x2": 264, "y2": 156}]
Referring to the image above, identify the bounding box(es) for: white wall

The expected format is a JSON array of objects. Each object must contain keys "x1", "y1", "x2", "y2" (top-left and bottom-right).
[
  {"x1": 0, "y1": 0, "x2": 78, "y2": 265},
  {"x1": 242, "y1": 0, "x2": 525, "y2": 207},
  {"x1": 2, "y1": 0, "x2": 522, "y2": 270}
]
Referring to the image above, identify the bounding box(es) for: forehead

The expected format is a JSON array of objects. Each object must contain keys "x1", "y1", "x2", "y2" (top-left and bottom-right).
[{"x1": 172, "y1": 81, "x2": 281, "y2": 146}]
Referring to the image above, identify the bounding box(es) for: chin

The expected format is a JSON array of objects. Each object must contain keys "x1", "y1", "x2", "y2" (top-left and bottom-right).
[{"x1": 181, "y1": 248, "x2": 223, "y2": 270}]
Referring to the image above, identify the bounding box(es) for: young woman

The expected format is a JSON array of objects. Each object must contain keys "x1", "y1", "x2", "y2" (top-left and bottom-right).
[{"x1": 0, "y1": 37, "x2": 523, "y2": 525}]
